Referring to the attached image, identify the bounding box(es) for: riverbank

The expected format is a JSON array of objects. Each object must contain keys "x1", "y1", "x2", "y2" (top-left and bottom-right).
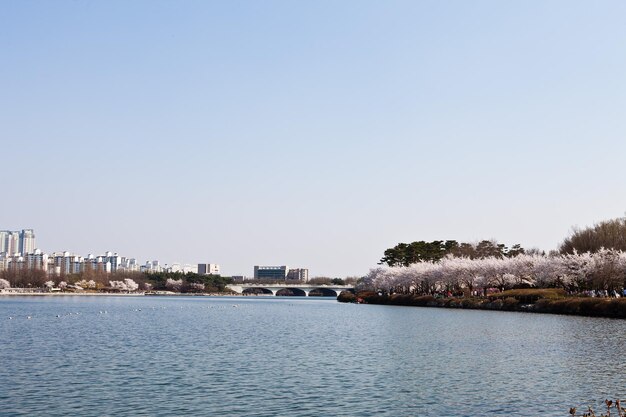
[
  {"x1": 0, "y1": 291, "x2": 325, "y2": 297},
  {"x1": 338, "y1": 290, "x2": 626, "y2": 319},
  {"x1": 1, "y1": 292, "x2": 141, "y2": 296},
  {"x1": 0, "y1": 291, "x2": 237, "y2": 297}
]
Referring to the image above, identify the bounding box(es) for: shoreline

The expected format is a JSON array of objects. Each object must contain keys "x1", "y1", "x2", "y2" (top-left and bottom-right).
[
  {"x1": 0, "y1": 292, "x2": 241, "y2": 297},
  {"x1": 339, "y1": 291, "x2": 626, "y2": 319},
  {"x1": 0, "y1": 292, "x2": 332, "y2": 298}
]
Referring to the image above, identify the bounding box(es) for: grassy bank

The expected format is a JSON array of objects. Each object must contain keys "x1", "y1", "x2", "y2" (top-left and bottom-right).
[{"x1": 338, "y1": 290, "x2": 626, "y2": 319}]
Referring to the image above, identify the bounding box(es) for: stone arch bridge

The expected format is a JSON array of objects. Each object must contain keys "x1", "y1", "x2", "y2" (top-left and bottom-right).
[{"x1": 227, "y1": 283, "x2": 355, "y2": 297}]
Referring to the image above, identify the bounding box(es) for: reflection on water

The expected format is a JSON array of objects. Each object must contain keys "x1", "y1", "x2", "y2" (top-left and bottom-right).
[{"x1": 0, "y1": 296, "x2": 624, "y2": 416}]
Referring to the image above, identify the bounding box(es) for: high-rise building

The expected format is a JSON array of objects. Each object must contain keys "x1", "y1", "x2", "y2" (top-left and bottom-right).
[
  {"x1": 0, "y1": 229, "x2": 36, "y2": 255},
  {"x1": 84, "y1": 256, "x2": 111, "y2": 274},
  {"x1": 52, "y1": 252, "x2": 84, "y2": 275},
  {"x1": 119, "y1": 257, "x2": 139, "y2": 272},
  {"x1": 8, "y1": 232, "x2": 20, "y2": 255},
  {"x1": 198, "y1": 263, "x2": 220, "y2": 275},
  {"x1": 102, "y1": 251, "x2": 121, "y2": 272},
  {"x1": 24, "y1": 249, "x2": 47, "y2": 270},
  {"x1": 53, "y1": 252, "x2": 72, "y2": 275},
  {"x1": 0, "y1": 231, "x2": 10, "y2": 254},
  {"x1": 0, "y1": 254, "x2": 8, "y2": 272},
  {"x1": 0, "y1": 231, "x2": 20, "y2": 256},
  {"x1": 19, "y1": 229, "x2": 36, "y2": 255},
  {"x1": 140, "y1": 260, "x2": 163, "y2": 273}
]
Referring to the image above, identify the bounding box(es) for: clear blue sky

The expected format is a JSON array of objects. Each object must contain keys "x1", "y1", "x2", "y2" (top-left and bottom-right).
[{"x1": 2, "y1": 1, "x2": 626, "y2": 277}]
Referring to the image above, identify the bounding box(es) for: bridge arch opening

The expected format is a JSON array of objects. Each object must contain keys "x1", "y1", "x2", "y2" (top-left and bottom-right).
[
  {"x1": 242, "y1": 287, "x2": 273, "y2": 295},
  {"x1": 275, "y1": 288, "x2": 307, "y2": 297},
  {"x1": 308, "y1": 288, "x2": 340, "y2": 297}
]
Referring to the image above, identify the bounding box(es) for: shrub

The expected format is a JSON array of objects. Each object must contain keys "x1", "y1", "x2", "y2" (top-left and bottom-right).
[
  {"x1": 614, "y1": 298, "x2": 626, "y2": 318},
  {"x1": 461, "y1": 298, "x2": 480, "y2": 309},
  {"x1": 357, "y1": 291, "x2": 386, "y2": 304},
  {"x1": 487, "y1": 299, "x2": 504, "y2": 310},
  {"x1": 577, "y1": 298, "x2": 604, "y2": 316},
  {"x1": 337, "y1": 291, "x2": 356, "y2": 303},
  {"x1": 489, "y1": 288, "x2": 566, "y2": 304},
  {"x1": 449, "y1": 300, "x2": 460, "y2": 308},
  {"x1": 597, "y1": 298, "x2": 626, "y2": 318},
  {"x1": 533, "y1": 297, "x2": 626, "y2": 318},
  {"x1": 502, "y1": 297, "x2": 519, "y2": 310},
  {"x1": 347, "y1": 290, "x2": 626, "y2": 319},
  {"x1": 411, "y1": 295, "x2": 435, "y2": 306},
  {"x1": 389, "y1": 294, "x2": 413, "y2": 305}
]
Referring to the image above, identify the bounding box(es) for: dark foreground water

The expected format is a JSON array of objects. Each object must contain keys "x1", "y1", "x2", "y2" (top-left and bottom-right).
[{"x1": 0, "y1": 296, "x2": 624, "y2": 416}]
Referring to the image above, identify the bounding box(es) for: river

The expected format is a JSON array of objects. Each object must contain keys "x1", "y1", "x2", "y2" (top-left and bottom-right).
[{"x1": 0, "y1": 295, "x2": 623, "y2": 416}]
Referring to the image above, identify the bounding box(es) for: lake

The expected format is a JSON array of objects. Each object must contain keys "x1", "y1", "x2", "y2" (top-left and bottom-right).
[{"x1": 0, "y1": 295, "x2": 624, "y2": 416}]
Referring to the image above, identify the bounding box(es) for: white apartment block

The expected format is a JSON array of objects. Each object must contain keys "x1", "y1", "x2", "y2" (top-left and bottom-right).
[
  {"x1": 20, "y1": 229, "x2": 36, "y2": 255},
  {"x1": 169, "y1": 263, "x2": 199, "y2": 274},
  {"x1": 118, "y1": 257, "x2": 140, "y2": 272},
  {"x1": 0, "y1": 227, "x2": 206, "y2": 278},
  {"x1": 140, "y1": 260, "x2": 163, "y2": 273},
  {"x1": 52, "y1": 252, "x2": 84, "y2": 275},
  {"x1": 287, "y1": 268, "x2": 309, "y2": 282},
  {"x1": 46, "y1": 251, "x2": 135, "y2": 275},
  {"x1": 24, "y1": 249, "x2": 48, "y2": 270},
  {"x1": 0, "y1": 229, "x2": 36, "y2": 256},
  {"x1": 0, "y1": 254, "x2": 9, "y2": 272},
  {"x1": 0, "y1": 231, "x2": 20, "y2": 256},
  {"x1": 1, "y1": 250, "x2": 48, "y2": 272},
  {"x1": 198, "y1": 263, "x2": 220, "y2": 275}
]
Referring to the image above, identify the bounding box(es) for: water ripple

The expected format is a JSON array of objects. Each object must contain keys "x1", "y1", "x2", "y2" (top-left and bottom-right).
[{"x1": 1, "y1": 296, "x2": 624, "y2": 416}]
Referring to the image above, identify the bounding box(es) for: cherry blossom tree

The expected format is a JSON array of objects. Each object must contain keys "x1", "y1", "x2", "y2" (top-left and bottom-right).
[
  {"x1": 363, "y1": 249, "x2": 626, "y2": 296},
  {"x1": 189, "y1": 282, "x2": 205, "y2": 292},
  {"x1": 479, "y1": 258, "x2": 511, "y2": 291},
  {"x1": 531, "y1": 255, "x2": 566, "y2": 288},
  {"x1": 562, "y1": 251, "x2": 594, "y2": 290},
  {"x1": 588, "y1": 248, "x2": 626, "y2": 291},
  {"x1": 165, "y1": 278, "x2": 183, "y2": 292},
  {"x1": 76, "y1": 279, "x2": 97, "y2": 290},
  {"x1": 441, "y1": 257, "x2": 482, "y2": 294},
  {"x1": 124, "y1": 278, "x2": 139, "y2": 291},
  {"x1": 109, "y1": 279, "x2": 139, "y2": 292},
  {"x1": 109, "y1": 280, "x2": 126, "y2": 291}
]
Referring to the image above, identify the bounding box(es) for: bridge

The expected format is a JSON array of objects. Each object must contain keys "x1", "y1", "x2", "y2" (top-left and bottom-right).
[{"x1": 227, "y1": 283, "x2": 355, "y2": 297}]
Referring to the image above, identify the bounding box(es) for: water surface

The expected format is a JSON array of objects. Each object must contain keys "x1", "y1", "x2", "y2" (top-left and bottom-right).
[{"x1": 0, "y1": 296, "x2": 623, "y2": 416}]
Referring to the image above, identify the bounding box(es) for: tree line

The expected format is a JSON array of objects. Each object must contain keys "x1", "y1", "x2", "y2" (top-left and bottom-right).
[
  {"x1": 367, "y1": 216, "x2": 626, "y2": 295},
  {"x1": 379, "y1": 240, "x2": 527, "y2": 267},
  {"x1": 364, "y1": 249, "x2": 626, "y2": 296},
  {"x1": 0, "y1": 269, "x2": 233, "y2": 293}
]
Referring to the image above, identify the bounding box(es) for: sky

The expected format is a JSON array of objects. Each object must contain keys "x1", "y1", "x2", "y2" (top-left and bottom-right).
[{"x1": 2, "y1": 0, "x2": 626, "y2": 277}]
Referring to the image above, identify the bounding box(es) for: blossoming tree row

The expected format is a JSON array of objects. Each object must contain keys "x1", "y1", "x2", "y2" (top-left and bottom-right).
[{"x1": 363, "y1": 249, "x2": 626, "y2": 295}]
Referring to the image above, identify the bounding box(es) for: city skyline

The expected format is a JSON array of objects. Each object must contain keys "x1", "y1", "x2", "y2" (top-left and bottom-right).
[
  {"x1": 3, "y1": 1, "x2": 626, "y2": 277},
  {"x1": 0, "y1": 224, "x2": 327, "y2": 277},
  {"x1": 1, "y1": 228, "x2": 316, "y2": 279}
]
